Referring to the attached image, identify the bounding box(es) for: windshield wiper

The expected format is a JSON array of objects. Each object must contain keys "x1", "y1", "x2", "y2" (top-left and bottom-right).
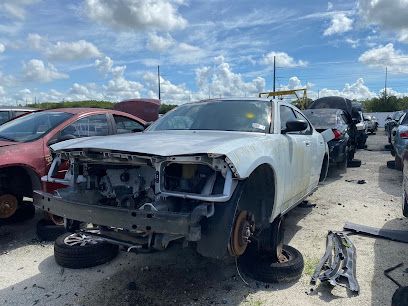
[{"x1": 0, "y1": 135, "x2": 16, "y2": 142}]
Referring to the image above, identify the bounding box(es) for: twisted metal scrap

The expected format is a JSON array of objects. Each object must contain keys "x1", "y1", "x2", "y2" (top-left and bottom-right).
[{"x1": 311, "y1": 231, "x2": 360, "y2": 293}]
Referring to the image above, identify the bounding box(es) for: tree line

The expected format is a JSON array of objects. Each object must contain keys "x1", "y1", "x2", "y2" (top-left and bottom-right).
[
  {"x1": 362, "y1": 93, "x2": 408, "y2": 112},
  {"x1": 27, "y1": 100, "x2": 178, "y2": 114}
]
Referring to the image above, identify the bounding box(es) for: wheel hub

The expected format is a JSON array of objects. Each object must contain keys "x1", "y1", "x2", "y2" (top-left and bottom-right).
[
  {"x1": 49, "y1": 213, "x2": 64, "y2": 225},
  {"x1": 229, "y1": 211, "x2": 255, "y2": 256},
  {"x1": 63, "y1": 233, "x2": 103, "y2": 247},
  {"x1": 0, "y1": 194, "x2": 18, "y2": 219}
]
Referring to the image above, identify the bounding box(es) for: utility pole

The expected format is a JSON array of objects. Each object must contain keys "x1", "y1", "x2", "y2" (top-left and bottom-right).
[
  {"x1": 384, "y1": 66, "x2": 388, "y2": 103},
  {"x1": 273, "y1": 56, "x2": 276, "y2": 98},
  {"x1": 157, "y1": 65, "x2": 161, "y2": 100}
]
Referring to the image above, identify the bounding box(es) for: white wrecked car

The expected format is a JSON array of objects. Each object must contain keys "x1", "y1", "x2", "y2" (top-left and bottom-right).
[{"x1": 35, "y1": 98, "x2": 328, "y2": 282}]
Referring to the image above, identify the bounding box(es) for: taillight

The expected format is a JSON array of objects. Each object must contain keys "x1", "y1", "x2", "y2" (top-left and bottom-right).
[
  {"x1": 400, "y1": 131, "x2": 408, "y2": 139},
  {"x1": 332, "y1": 129, "x2": 342, "y2": 140}
]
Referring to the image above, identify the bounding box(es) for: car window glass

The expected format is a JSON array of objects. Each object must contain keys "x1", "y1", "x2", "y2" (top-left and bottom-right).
[
  {"x1": 113, "y1": 115, "x2": 144, "y2": 134},
  {"x1": 14, "y1": 111, "x2": 29, "y2": 117},
  {"x1": 279, "y1": 105, "x2": 297, "y2": 131},
  {"x1": 150, "y1": 100, "x2": 271, "y2": 133},
  {"x1": 0, "y1": 112, "x2": 73, "y2": 142},
  {"x1": 0, "y1": 111, "x2": 10, "y2": 124},
  {"x1": 294, "y1": 110, "x2": 312, "y2": 134},
  {"x1": 60, "y1": 114, "x2": 109, "y2": 138}
]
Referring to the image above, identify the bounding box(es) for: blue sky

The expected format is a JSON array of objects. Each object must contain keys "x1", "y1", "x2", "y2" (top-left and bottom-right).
[{"x1": 0, "y1": 0, "x2": 408, "y2": 105}]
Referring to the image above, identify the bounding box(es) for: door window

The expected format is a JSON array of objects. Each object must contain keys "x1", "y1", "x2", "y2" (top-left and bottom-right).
[
  {"x1": 294, "y1": 110, "x2": 312, "y2": 134},
  {"x1": 113, "y1": 115, "x2": 144, "y2": 134},
  {"x1": 60, "y1": 114, "x2": 109, "y2": 138},
  {"x1": 280, "y1": 106, "x2": 297, "y2": 131}
]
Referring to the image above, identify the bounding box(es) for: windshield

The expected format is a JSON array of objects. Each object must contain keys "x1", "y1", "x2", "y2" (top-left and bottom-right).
[
  {"x1": 149, "y1": 100, "x2": 271, "y2": 133},
  {"x1": 0, "y1": 111, "x2": 73, "y2": 142}
]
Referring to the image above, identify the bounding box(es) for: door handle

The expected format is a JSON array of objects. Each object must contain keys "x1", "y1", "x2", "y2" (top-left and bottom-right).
[{"x1": 305, "y1": 142, "x2": 311, "y2": 147}]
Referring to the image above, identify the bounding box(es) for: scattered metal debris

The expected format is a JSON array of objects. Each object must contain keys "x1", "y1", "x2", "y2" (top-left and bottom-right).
[
  {"x1": 311, "y1": 231, "x2": 360, "y2": 293},
  {"x1": 344, "y1": 222, "x2": 408, "y2": 243},
  {"x1": 384, "y1": 263, "x2": 404, "y2": 288},
  {"x1": 345, "y1": 179, "x2": 366, "y2": 184}
]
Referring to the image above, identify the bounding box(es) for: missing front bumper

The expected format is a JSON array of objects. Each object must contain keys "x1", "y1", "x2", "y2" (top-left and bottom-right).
[{"x1": 33, "y1": 190, "x2": 205, "y2": 241}]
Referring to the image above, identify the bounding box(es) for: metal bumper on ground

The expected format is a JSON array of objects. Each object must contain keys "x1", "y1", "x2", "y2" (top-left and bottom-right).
[{"x1": 33, "y1": 190, "x2": 199, "y2": 239}]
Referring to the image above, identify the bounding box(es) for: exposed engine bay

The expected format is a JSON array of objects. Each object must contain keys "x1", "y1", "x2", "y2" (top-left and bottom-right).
[{"x1": 39, "y1": 150, "x2": 240, "y2": 253}]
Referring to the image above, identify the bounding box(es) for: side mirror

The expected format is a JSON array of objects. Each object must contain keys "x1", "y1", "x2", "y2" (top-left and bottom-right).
[{"x1": 283, "y1": 120, "x2": 308, "y2": 134}]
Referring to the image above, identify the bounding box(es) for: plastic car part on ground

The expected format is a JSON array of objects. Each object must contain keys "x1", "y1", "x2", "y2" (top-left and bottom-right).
[
  {"x1": 311, "y1": 231, "x2": 360, "y2": 293},
  {"x1": 344, "y1": 222, "x2": 408, "y2": 243}
]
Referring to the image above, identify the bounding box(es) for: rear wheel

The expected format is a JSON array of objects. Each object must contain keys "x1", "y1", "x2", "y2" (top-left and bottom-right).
[
  {"x1": 338, "y1": 148, "x2": 349, "y2": 170},
  {"x1": 0, "y1": 193, "x2": 18, "y2": 219},
  {"x1": 239, "y1": 244, "x2": 304, "y2": 283},
  {"x1": 395, "y1": 156, "x2": 403, "y2": 171},
  {"x1": 319, "y1": 155, "x2": 329, "y2": 182}
]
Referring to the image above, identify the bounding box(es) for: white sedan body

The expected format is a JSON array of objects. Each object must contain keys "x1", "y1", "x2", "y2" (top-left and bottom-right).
[{"x1": 50, "y1": 99, "x2": 327, "y2": 221}]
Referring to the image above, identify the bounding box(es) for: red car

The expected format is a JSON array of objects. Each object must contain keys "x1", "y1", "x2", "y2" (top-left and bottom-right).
[{"x1": 0, "y1": 108, "x2": 146, "y2": 220}]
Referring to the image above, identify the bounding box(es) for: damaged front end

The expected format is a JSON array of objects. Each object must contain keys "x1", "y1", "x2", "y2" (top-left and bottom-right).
[{"x1": 34, "y1": 149, "x2": 240, "y2": 257}]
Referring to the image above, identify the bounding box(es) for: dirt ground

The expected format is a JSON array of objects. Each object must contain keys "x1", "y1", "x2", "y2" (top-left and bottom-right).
[{"x1": 0, "y1": 129, "x2": 407, "y2": 306}]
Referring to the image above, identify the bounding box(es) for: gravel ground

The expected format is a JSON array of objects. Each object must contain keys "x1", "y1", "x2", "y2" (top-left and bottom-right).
[{"x1": 0, "y1": 129, "x2": 407, "y2": 306}]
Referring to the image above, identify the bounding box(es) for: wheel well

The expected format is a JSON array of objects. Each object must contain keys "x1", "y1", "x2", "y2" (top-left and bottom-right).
[
  {"x1": 0, "y1": 166, "x2": 41, "y2": 197},
  {"x1": 237, "y1": 164, "x2": 275, "y2": 229}
]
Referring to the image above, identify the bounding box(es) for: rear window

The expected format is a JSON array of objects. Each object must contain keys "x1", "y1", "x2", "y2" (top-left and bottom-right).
[{"x1": 302, "y1": 110, "x2": 338, "y2": 128}]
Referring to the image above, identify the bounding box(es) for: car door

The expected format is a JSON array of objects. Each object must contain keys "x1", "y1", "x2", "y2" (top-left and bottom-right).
[
  {"x1": 279, "y1": 105, "x2": 309, "y2": 208},
  {"x1": 292, "y1": 109, "x2": 316, "y2": 190}
]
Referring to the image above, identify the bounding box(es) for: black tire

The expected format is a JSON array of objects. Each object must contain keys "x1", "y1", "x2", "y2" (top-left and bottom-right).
[
  {"x1": 387, "y1": 160, "x2": 396, "y2": 169},
  {"x1": 54, "y1": 232, "x2": 119, "y2": 269},
  {"x1": 36, "y1": 219, "x2": 66, "y2": 241},
  {"x1": 6, "y1": 202, "x2": 35, "y2": 223},
  {"x1": 392, "y1": 286, "x2": 408, "y2": 306},
  {"x1": 348, "y1": 159, "x2": 362, "y2": 168},
  {"x1": 239, "y1": 244, "x2": 304, "y2": 283},
  {"x1": 403, "y1": 193, "x2": 408, "y2": 218},
  {"x1": 319, "y1": 155, "x2": 329, "y2": 183},
  {"x1": 256, "y1": 217, "x2": 284, "y2": 262},
  {"x1": 395, "y1": 156, "x2": 403, "y2": 171},
  {"x1": 338, "y1": 149, "x2": 348, "y2": 170}
]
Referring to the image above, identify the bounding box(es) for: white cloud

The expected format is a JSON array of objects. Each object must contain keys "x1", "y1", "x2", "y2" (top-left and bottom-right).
[
  {"x1": 144, "y1": 71, "x2": 193, "y2": 103},
  {"x1": 358, "y1": 0, "x2": 408, "y2": 43},
  {"x1": 95, "y1": 56, "x2": 114, "y2": 75},
  {"x1": 319, "y1": 78, "x2": 375, "y2": 100},
  {"x1": 195, "y1": 56, "x2": 265, "y2": 99},
  {"x1": 323, "y1": 13, "x2": 353, "y2": 36},
  {"x1": 327, "y1": 2, "x2": 333, "y2": 11},
  {"x1": 0, "y1": 43, "x2": 5, "y2": 53},
  {"x1": 359, "y1": 43, "x2": 408, "y2": 74},
  {"x1": 23, "y1": 59, "x2": 68, "y2": 82},
  {"x1": 0, "y1": 0, "x2": 39, "y2": 20},
  {"x1": 146, "y1": 32, "x2": 175, "y2": 52},
  {"x1": 261, "y1": 51, "x2": 307, "y2": 67},
  {"x1": 27, "y1": 34, "x2": 101, "y2": 61},
  {"x1": 84, "y1": 0, "x2": 187, "y2": 31},
  {"x1": 47, "y1": 40, "x2": 101, "y2": 61},
  {"x1": 170, "y1": 42, "x2": 207, "y2": 64},
  {"x1": 345, "y1": 38, "x2": 359, "y2": 48}
]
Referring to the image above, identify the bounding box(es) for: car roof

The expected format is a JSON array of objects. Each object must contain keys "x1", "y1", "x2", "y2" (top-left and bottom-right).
[{"x1": 39, "y1": 108, "x2": 146, "y2": 124}]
